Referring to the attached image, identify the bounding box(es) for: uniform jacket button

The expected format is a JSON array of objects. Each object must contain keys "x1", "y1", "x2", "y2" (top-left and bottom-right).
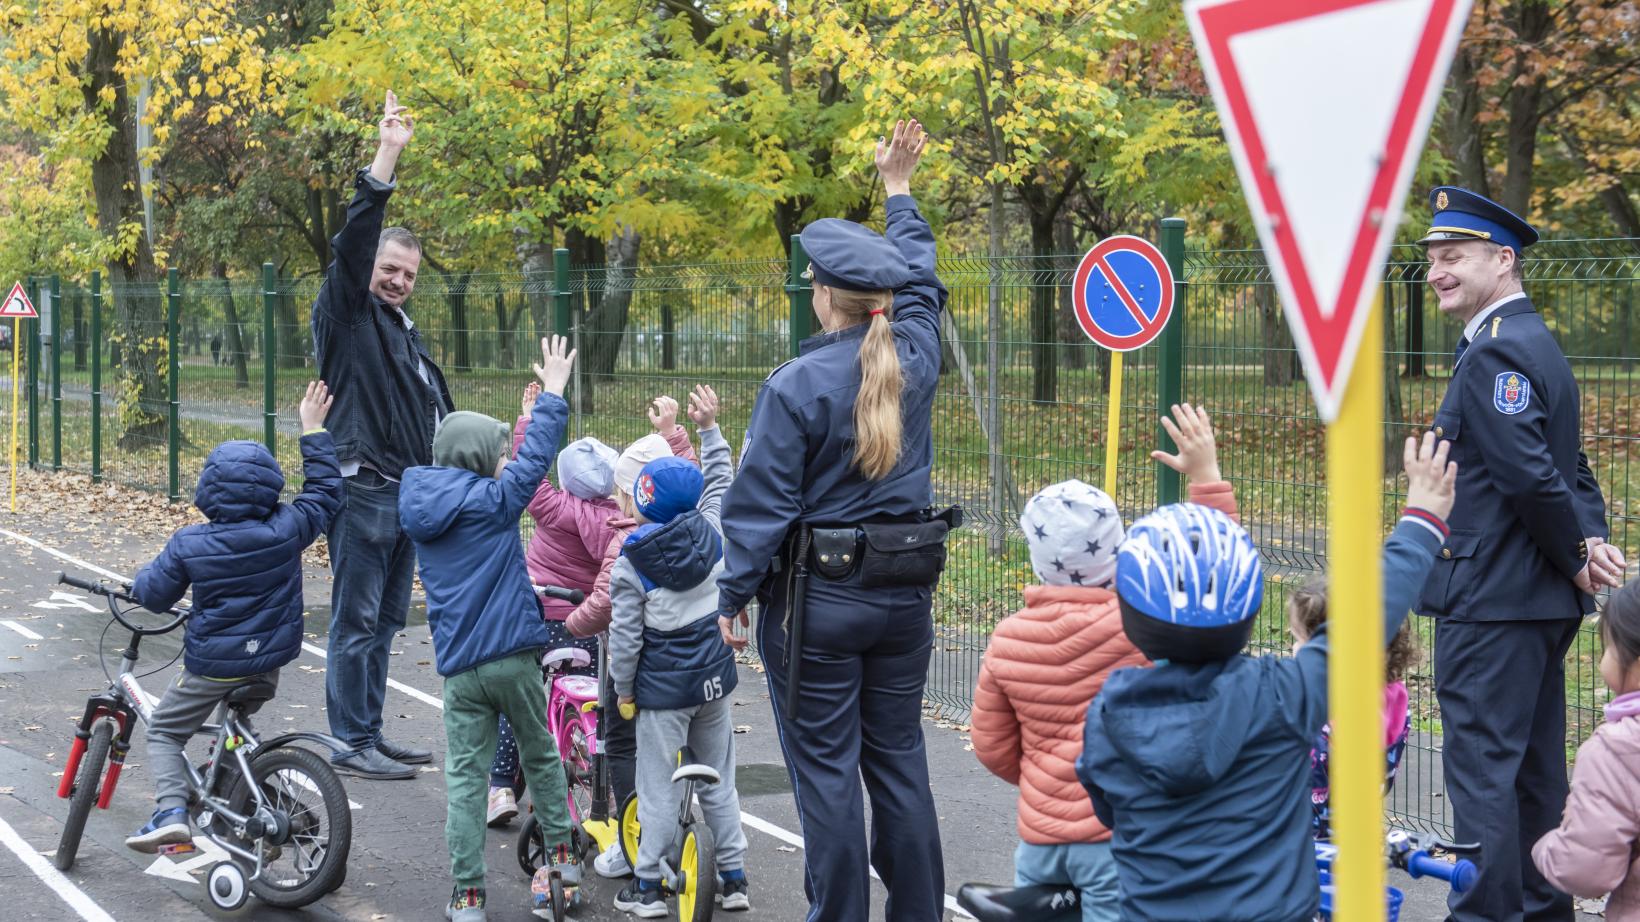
[
  {"x1": 1442, "y1": 548, "x2": 1452, "y2": 559},
  {"x1": 1434, "y1": 426, "x2": 1444, "y2": 437}
]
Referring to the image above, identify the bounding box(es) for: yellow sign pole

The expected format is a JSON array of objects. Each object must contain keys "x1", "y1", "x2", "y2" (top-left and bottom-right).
[
  {"x1": 9, "y1": 316, "x2": 18, "y2": 513},
  {"x1": 1329, "y1": 291, "x2": 1385, "y2": 920},
  {"x1": 1103, "y1": 351, "x2": 1124, "y2": 498}
]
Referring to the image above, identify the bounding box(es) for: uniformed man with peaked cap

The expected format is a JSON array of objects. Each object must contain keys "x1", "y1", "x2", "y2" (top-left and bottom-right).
[{"x1": 1416, "y1": 186, "x2": 1625, "y2": 922}]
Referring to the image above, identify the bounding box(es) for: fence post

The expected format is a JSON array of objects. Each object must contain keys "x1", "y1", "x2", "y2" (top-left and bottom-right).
[
  {"x1": 1156, "y1": 218, "x2": 1187, "y2": 506},
  {"x1": 261, "y1": 263, "x2": 277, "y2": 453},
  {"x1": 166, "y1": 267, "x2": 180, "y2": 502},
  {"x1": 50, "y1": 274, "x2": 61, "y2": 471},
  {"x1": 26, "y1": 276, "x2": 39, "y2": 469},
  {"x1": 787, "y1": 234, "x2": 812, "y2": 357},
  {"x1": 553, "y1": 248, "x2": 572, "y2": 338},
  {"x1": 90, "y1": 271, "x2": 102, "y2": 483}
]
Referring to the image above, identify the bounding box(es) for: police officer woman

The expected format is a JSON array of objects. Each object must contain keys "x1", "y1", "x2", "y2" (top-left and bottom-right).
[{"x1": 715, "y1": 118, "x2": 949, "y2": 922}]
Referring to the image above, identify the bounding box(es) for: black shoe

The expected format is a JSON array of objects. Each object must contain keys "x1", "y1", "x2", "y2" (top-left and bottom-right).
[
  {"x1": 332, "y1": 748, "x2": 417, "y2": 780},
  {"x1": 716, "y1": 872, "x2": 751, "y2": 911},
  {"x1": 377, "y1": 737, "x2": 433, "y2": 765},
  {"x1": 613, "y1": 881, "x2": 668, "y2": 919}
]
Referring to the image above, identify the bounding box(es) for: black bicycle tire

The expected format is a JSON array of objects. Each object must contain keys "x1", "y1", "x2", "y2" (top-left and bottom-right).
[
  {"x1": 681, "y1": 819, "x2": 717, "y2": 922},
  {"x1": 228, "y1": 746, "x2": 352, "y2": 908},
  {"x1": 517, "y1": 813, "x2": 546, "y2": 876},
  {"x1": 55, "y1": 719, "x2": 114, "y2": 871}
]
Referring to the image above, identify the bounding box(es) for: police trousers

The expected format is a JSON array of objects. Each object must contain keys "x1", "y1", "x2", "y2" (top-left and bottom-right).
[
  {"x1": 1435, "y1": 617, "x2": 1579, "y2": 922},
  {"x1": 757, "y1": 569, "x2": 946, "y2": 922}
]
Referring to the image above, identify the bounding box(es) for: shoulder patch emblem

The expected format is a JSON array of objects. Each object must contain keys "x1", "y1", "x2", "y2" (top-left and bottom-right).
[{"x1": 1494, "y1": 371, "x2": 1530, "y2": 415}]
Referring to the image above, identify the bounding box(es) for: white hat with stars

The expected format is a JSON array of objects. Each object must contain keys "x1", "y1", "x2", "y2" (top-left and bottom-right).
[{"x1": 1020, "y1": 479, "x2": 1124, "y2": 588}]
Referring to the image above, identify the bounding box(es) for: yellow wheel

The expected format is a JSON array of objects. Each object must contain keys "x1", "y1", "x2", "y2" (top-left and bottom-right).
[
  {"x1": 619, "y1": 792, "x2": 641, "y2": 875},
  {"x1": 677, "y1": 820, "x2": 716, "y2": 922}
]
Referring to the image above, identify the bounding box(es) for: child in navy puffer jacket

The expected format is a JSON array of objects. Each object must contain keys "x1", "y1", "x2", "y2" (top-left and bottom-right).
[
  {"x1": 125, "y1": 382, "x2": 342, "y2": 854},
  {"x1": 399, "y1": 338, "x2": 583, "y2": 922},
  {"x1": 1075, "y1": 433, "x2": 1457, "y2": 922},
  {"x1": 607, "y1": 385, "x2": 752, "y2": 916}
]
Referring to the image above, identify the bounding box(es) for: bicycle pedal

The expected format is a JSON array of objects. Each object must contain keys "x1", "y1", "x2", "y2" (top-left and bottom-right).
[{"x1": 158, "y1": 842, "x2": 197, "y2": 856}]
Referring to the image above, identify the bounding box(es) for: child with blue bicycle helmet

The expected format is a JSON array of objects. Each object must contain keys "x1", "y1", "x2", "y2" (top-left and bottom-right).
[{"x1": 1075, "y1": 433, "x2": 1456, "y2": 922}]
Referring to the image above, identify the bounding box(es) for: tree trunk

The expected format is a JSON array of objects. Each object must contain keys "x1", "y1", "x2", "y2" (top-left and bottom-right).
[
  {"x1": 1056, "y1": 216, "x2": 1088, "y2": 371},
  {"x1": 83, "y1": 23, "x2": 164, "y2": 450},
  {"x1": 72, "y1": 289, "x2": 87, "y2": 371},
  {"x1": 215, "y1": 264, "x2": 250, "y2": 389},
  {"x1": 660, "y1": 303, "x2": 676, "y2": 371},
  {"x1": 1499, "y1": 2, "x2": 1552, "y2": 216},
  {"x1": 516, "y1": 233, "x2": 553, "y2": 354},
  {"x1": 1028, "y1": 212, "x2": 1057, "y2": 405},
  {"x1": 444, "y1": 271, "x2": 472, "y2": 371},
  {"x1": 275, "y1": 275, "x2": 304, "y2": 368},
  {"x1": 1444, "y1": 49, "x2": 1491, "y2": 197},
  {"x1": 1403, "y1": 275, "x2": 1426, "y2": 378},
  {"x1": 1258, "y1": 283, "x2": 1297, "y2": 387},
  {"x1": 494, "y1": 291, "x2": 518, "y2": 370},
  {"x1": 582, "y1": 226, "x2": 637, "y2": 383},
  {"x1": 986, "y1": 180, "x2": 1010, "y2": 553},
  {"x1": 1383, "y1": 281, "x2": 1407, "y2": 476}
]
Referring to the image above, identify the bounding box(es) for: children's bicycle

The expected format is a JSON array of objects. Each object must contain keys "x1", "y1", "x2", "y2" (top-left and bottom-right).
[
  {"x1": 955, "y1": 829, "x2": 1478, "y2": 922},
  {"x1": 52, "y1": 572, "x2": 353, "y2": 911}
]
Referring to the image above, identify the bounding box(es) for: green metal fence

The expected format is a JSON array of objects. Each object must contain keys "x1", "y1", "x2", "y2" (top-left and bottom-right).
[{"x1": 10, "y1": 235, "x2": 1637, "y2": 836}]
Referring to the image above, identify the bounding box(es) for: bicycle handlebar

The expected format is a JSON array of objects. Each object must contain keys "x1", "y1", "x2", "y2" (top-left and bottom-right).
[
  {"x1": 1405, "y1": 850, "x2": 1478, "y2": 893},
  {"x1": 58, "y1": 572, "x2": 188, "y2": 636},
  {"x1": 533, "y1": 585, "x2": 586, "y2": 605}
]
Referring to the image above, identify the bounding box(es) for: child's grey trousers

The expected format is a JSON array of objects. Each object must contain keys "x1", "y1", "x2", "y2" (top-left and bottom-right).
[
  {"x1": 147, "y1": 669, "x2": 279, "y2": 811},
  {"x1": 633, "y1": 696, "x2": 749, "y2": 882}
]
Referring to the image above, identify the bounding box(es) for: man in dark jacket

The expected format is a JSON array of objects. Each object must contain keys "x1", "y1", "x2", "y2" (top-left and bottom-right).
[
  {"x1": 313, "y1": 91, "x2": 454, "y2": 780},
  {"x1": 1415, "y1": 187, "x2": 1624, "y2": 921},
  {"x1": 126, "y1": 381, "x2": 342, "y2": 852}
]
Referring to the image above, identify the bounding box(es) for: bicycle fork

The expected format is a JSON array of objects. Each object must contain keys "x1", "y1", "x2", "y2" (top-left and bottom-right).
[{"x1": 57, "y1": 694, "x2": 138, "y2": 809}]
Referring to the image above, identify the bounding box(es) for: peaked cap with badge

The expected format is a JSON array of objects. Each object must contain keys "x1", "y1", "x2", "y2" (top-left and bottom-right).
[
  {"x1": 1418, "y1": 186, "x2": 1539, "y2": 254},
  {"x1": 799, "y1": 218, "x2": 913, "y2": 292}
]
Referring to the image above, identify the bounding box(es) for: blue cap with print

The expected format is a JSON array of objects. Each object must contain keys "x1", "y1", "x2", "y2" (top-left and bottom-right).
[{"x1": 632, "y1": 456, "x2": 703, "y2": 524}]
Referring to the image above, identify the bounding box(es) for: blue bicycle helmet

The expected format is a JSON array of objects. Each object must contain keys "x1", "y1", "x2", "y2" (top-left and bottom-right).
[{"x1": 1116, "y1": 502, "x2": 1264, "y2": 663}]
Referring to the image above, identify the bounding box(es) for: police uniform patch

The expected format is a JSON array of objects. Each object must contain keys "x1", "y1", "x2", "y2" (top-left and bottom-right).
[{"x1": 1494, "y1": 371, "x2": 1530, "y2": 415}]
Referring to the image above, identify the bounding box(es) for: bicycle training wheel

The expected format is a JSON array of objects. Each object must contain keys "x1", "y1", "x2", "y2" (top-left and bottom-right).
[
  {"x1": 227, "y1": 746, "x2": 351, "y2": 907},
  {"x1": 55, "y1": 719, "x2": 114, "y2": 870},
  {"x1": 619, "y1": 792, "x2": 641, "y2": 876},
  {"x1": 677, "y1": 819, "x2": 716, "y2": 922}
]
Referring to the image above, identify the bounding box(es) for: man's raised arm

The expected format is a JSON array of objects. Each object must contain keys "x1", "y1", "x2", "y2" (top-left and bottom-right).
[{"x1": 317, "y1": 91, "x2": 413, "y2": 326}]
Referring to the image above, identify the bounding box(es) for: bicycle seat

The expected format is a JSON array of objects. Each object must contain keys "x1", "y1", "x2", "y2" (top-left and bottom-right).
[
  {"x1": 670, "y1": 763, "x2": 721, "y2": 786},
  {"x1": 543, "y1": 647, "x2": 593, "y2": 671},
  {"x1": 225, "y1": 680, "x2": 277, "y2": 710},
  {"x1": 955, "y1": 883, "x2": 1081, "y2": 922}
]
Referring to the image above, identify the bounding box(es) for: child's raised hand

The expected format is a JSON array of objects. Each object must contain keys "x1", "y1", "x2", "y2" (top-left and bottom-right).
[
  {"x1": 521, "y1": 382, "x2": 541, "y2": 417},
  {"x1": 688, "y1": 384, "x2": 720, "y2": 430},
  {"x1": 648, "y1": 396, "x2": 679, "y2": 435},
  {"x1": 533, "y1": 335, "x2": 577, "y2": 396},
  {"x1": 1150, "y1": 403, "x2": 1222, "y2": 484},
  {"x1": 1404, "y1": 432, "x2": 1457, "y2": 521},
  {"x1": 298, "y1": 380, "x2": 333, "y2": 431}
]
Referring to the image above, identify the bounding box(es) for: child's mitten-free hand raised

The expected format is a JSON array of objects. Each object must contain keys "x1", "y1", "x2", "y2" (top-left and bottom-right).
[
  {"x1": 521, "y1": 382, "x2": 541, "y2": 417},
  {"x1": 299, "y1": 380, "x2": 334, "y2": 431},
  {"x1": 688, "y1": 384, "x2": 720, "y2": 431},
  {"x1": 533, "y1": 336, "x2": 577, "y2": 396},
  {"x1": 1404, "y1": 432, "x2": 1457, "y2": 521},
  {"x1": 1150, "y1": 403, "x2": 1222, "y2": 484},
  {"x1": 648, "y1": 396, "x2": 680, "y2": 435}
]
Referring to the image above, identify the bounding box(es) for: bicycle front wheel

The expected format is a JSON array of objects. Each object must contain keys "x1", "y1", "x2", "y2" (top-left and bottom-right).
[
  {"x1": 55, "y1": 719, "x2": 114, "y2": 871},
  {"x1": 677, "y1": 819, "x2": 716, "y2": 922},
  {"x1": 227, "y1": 746, "x2": 351, "y2": 908}
]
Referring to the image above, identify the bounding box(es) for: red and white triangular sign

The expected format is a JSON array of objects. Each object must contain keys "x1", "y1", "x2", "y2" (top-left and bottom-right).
[
  {"x1": 1186, "y1": 0, "x2": 1472, "y2": 421},
  {"x1": 1, "y1": 282, "x2": 37, "y2": 319}
]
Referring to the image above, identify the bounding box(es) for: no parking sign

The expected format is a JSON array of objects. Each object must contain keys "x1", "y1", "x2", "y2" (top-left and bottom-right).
[{"x1": 1071, "y1": 236, "x2": 1175, "y2": 352}]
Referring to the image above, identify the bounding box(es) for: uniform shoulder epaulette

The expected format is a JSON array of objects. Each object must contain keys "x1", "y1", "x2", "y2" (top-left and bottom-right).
[
  {"x1": 1490, "y1": 316, "x2": 1503, "y2": 338},
  {"x1": 763, "y1": 357, "x2": 799, "y2": 386}
]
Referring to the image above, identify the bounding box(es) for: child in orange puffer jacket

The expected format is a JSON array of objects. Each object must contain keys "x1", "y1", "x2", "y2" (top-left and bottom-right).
[{"x1": 970, "y1": 404, "x2": 1238, "y2": 921}]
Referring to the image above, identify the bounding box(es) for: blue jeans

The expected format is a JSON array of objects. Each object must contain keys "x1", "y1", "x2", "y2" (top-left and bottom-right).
[
  {"x1": 324, "y1": 469, "x2": 417, "y2": 757},
  {"x1": 1013, "y1": 841, "x2": 1119, "y2": 922}
]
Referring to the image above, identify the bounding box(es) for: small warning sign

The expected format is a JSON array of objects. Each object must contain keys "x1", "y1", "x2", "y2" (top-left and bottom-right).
[{"x1": 1, "y1": 282, "x2": 37, "y2": 319}]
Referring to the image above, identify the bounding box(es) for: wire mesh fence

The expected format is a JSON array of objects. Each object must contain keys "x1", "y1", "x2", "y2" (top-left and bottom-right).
[{"x1": 11, "y1": 236, "x2": 1637, "y2": 836}]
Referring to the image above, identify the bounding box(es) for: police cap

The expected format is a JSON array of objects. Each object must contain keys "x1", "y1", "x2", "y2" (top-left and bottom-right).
[
  {"x1": 800, "y1": 218, "x2": 911, "y2": 292},
  {"x1": 1419, "y1": 186, "x2": 1538, "y2": 253}
]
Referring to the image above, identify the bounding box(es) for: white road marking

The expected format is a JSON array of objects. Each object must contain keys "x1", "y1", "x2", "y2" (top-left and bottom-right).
[
  {"x1": 144, "y1": 835, "x2": 232, "y2": 883},
  {"x1": 31, "y1": 592, "x2": 100, "y2": 612},
  {"x1": 3, "y1": 526, "x2": 976, "y2": 919},
  {"x1": 0, "y1": 811, "x2": 119, "y2": 922},
  {"x1": 0, "y1": 619, "x2": 44, "y2": 640}
]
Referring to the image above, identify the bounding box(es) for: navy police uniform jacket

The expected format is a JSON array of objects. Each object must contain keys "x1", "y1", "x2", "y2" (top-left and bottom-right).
[
  {"x1": 715, "y1": 195, "x2": 948, "y2": 615},
  {"x1": 1417, "y1": 296, "x2": 1607, "y2": 621}
]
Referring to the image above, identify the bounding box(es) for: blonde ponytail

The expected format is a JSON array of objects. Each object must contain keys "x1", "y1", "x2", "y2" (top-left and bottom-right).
[{"x1": 837, "y1": 290, "x2": 903, "y2": 479}]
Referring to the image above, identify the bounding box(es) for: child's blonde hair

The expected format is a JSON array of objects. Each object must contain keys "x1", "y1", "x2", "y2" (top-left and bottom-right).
[{"x1": 1289, "y1": 577, "x2": 1417, "y2": 682}]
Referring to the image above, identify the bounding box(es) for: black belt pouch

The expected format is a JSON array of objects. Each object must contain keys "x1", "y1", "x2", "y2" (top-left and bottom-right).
[
  {"x1": 808, "y1": 527, "x2": 861, "y2": 581},
  {"x1": 859, "y1": 519, "x2": 949, "y2": 588}
]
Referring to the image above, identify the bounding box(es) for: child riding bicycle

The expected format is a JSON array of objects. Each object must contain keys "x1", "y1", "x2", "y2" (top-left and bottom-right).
[{"x1": 126, "y1": 381, "x2": 343, "y2": 852}]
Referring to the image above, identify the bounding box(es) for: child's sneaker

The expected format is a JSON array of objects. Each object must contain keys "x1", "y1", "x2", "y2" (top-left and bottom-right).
[
  {"x1": 125, "y1": 806, "x2": 191, "y2": 853},
  {"x1": 594, "y1": 839, "x2": 633, "y2": 877},
  {"x1": 613, "y1": 879, "x2": 668, "y2": 918},
  {"x1": 532, "y1": 845, "x2": 583, "y2": 918},
  {"x1": 716, "y1": 868, "x2": 751, "y2": 911},
  {"x1": 487, "y1": 786, "x2": 518, "y2": 827},
  {"x1": 447, "y1": 886, "x2": 486, "y2": 922}
]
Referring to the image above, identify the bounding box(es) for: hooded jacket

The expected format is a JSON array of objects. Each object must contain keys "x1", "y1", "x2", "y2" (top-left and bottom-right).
[
  {"x1": 972, "y1": 481, "x2": 1236, "y2": 846},
  {"x1": 1532, "y1": 689, "x2": 1640, "y2": 920},
  {"x1": 133, "y1": 432, "x2": 343, "y2": 679},
  {"x1": 511, "y1": 417, "x2": 622, "y2": 620},
  {"x1": 1076, "y1": 516, "x2": 1442, "y2": 922},
  {"x1": 399, "y1": 392, "x2": 567, "y2": 677},
  {"x1": 608, "y1": 426, "x2": 734, "y2": 709}
]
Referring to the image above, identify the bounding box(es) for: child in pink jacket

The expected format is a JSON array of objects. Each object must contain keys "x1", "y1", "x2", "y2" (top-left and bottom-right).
[
  {"x1": 1533, "y1": 578, "x2": 1640, "y2": 920},
  {"x1": 486, "y1": 388, "x2": 698, "y2": 831},
  {"x1": 971, "y1": 403, "x2": 1238, "y2": 921}
]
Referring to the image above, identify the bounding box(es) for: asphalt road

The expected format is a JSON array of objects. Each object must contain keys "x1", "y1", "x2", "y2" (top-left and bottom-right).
[{"x1": 0, "y1": 485, "x2": 1593, "y2": 922}]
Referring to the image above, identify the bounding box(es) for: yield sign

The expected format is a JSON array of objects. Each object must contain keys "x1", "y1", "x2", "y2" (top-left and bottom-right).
[
  {"x1": 1, "y1": 282, "x2": 37, "y2": 319},
  {"x1": 1186, "y1": 0, "x2": 1472, "y2": 421}
]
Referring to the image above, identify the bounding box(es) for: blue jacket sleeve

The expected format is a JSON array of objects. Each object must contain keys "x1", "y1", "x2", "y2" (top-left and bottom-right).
[
  {"x1": 133, "y1": 536, "x2": 191, "y2": 614},
  {"x1": 883, "y1": 195, "x2": 946, "y2": 363},
  {"x1": 716, "y1": 385, "x2": 808, "y2": 615},
  {"x1": 1461, "y1": 340, "x2": 1586, "y2": 579},
  {"x1": 315, "y1": 171, "x2": 395, "y2": 329},
  {"x1": 502, "y1": 392, "x2": 569, "y2": 520},
  {"x1": 1272, "y1": 517, "x2": 1444, "y2": 739},
  {"x1": 289, "y1": 430, "x2": 344, "y2": 545}
]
